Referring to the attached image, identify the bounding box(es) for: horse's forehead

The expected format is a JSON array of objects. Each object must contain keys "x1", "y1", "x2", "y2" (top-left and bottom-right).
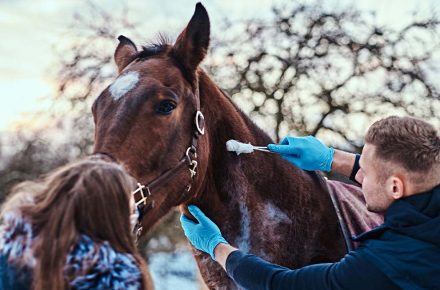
[
  {"x1": 109, "y1": 71, "x2": 140, "y2": 101},
  {"x1": 130, "y1": 58, "x2": 182, "y2": 80},
  {"x1": 108, "y1": 59, "x2": 183, "y2": 101}
]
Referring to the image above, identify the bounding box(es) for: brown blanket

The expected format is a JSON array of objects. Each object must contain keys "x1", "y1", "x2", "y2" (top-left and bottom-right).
[{"x1": 326, "y1": 180, "x2": 384, "y2": 251}]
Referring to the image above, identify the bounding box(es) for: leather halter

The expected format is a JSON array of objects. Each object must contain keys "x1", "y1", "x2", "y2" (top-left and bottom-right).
[{"x1": 131, "y1": 86, "x2": 205, "y2": 240}]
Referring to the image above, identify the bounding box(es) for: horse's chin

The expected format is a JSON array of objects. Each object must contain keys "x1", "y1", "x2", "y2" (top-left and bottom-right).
[
  {"x1": 138, "y1": 198, "x2": 175, "y2": 233},
  {"x1": 178, "y1": 204, "x2": 197, "y2": 222},
  {"x1": 136, "y1": 200, "x2": 196, "y2": 236}
]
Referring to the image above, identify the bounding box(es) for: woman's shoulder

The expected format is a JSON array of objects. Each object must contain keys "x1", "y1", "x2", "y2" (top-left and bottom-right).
[
  {"x1": 0, "y1": 212, "x2": 142, "y2": 290},
  {"x1": 0, "y1": 211, "x2": 36, "y2": 268},
  {"x1": 0, "y1": 212, "x2": 34, "y2": 290},
  {"x1": 65, "y1": 234, "x2": 142, "y2": 290}
]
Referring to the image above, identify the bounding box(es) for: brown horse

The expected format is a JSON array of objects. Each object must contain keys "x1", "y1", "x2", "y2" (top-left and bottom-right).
[{"x1": 92, "y1": 3, "x2": 378, "y2": 289}]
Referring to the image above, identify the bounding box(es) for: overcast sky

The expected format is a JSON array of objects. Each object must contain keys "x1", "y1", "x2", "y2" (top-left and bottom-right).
[{"x1": 0, "y1": 0, "x2": 438, "y2": 132}]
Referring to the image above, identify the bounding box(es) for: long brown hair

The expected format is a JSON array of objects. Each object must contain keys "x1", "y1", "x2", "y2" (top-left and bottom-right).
[{"x1": 2, "y1": 158, "x2": 151, "y2": 290}]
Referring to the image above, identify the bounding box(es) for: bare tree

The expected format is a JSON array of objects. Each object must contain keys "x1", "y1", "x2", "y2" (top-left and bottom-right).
[
  {"x1": 55, "y1": 1, "x2": 142, "y2": 107},
  {"x1": 0, "y1": 126, "x2": 74, "y2": 202},
  {"x1": 206, "y1": 1, "x2": 440, "y2": 149},
  {"x1": 0, "y1": 2, "x2": 139, "y2": 203}
]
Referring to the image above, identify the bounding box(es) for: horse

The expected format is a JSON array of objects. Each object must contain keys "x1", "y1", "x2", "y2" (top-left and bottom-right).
[{"x1": 92, "y1": 3, "x2": 381, "y2": 289}]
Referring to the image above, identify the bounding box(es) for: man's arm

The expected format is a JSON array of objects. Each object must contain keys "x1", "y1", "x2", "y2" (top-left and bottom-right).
[
  {"x1": 181, "y1": 206, "x2": 397, "y2": 290},
  {"x1": 268, "y1": 136, "x2": 359, "y2": 178},
  {"x1": 331, "y1": 149, "x2": 357, "y2": 177},
  {"x1": 214, "y1": 243, "x2": 238, "y2": 270},
  {"x1": 222, "y1": 248, "x2": 398, "y2": 290}
]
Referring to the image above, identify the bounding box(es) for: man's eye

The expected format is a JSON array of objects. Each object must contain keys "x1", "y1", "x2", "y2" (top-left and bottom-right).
[{"x1": 155, "y1": 100, "x2": 176, "y2": 114}]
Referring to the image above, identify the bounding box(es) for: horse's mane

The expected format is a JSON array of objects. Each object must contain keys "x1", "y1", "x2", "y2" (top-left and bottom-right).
[{"x1": 136, "y1": 34, "x2": 171, "y2": 60}]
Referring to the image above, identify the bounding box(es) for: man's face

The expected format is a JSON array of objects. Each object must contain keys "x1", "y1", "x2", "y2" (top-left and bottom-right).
[{"x1": 355, "y1": 144, "x2": 395, "y2": 212}]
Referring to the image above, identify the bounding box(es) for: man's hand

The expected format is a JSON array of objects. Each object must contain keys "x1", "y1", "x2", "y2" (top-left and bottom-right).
[
  {"x1": 180, "y1": 205, "x2": 229, "y2": 260},
  {"x1": 268, "y1": 136, "x2": 335, "y2": 172}
]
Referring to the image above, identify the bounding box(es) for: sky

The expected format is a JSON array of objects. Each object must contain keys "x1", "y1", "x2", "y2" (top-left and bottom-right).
[{"x1": 0, "y1": 0, "x2": 438, "y2": 132}]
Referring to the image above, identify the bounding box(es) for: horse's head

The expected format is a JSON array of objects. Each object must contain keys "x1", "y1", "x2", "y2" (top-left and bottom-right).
[{"x1": 92, "y1": 3, "x2": 210, "y2": 235}]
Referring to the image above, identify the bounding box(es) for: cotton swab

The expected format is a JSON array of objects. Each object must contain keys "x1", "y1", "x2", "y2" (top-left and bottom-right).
[{"x1": 226, "y1": 139, "x2": 271, "y2": 155}]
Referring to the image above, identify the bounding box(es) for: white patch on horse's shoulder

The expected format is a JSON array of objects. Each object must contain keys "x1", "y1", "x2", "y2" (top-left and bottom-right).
[
  {"x1": 236, "y1": 201, "x2": 251, "y2": 254},
  {"x1": 109, "y1": 71, "x2": 139, "y2": 100},
  {"x1": 265, "y1": 202, "x2": 290, "y2": 224},
  {"x1": 199, "y1": 255, "x2": 211, "y2": 266}
]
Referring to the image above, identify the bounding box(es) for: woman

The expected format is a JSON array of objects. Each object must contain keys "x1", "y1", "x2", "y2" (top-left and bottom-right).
[{"x1": 0, "y1": 157, "x2": 153, "y2": 290}]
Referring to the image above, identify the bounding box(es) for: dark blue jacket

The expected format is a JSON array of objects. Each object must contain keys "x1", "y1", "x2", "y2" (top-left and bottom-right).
[
  {"x1": 0, "y1": 255, "x2": 29, "y2": 290},
  {"x1": 226, "y1": 184, "x2": 440, "y2": 290}
]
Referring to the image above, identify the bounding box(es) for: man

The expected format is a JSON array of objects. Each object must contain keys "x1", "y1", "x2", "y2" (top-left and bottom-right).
[{"x1": 180, "y1": 116, "x2": 440, "y2": 290}]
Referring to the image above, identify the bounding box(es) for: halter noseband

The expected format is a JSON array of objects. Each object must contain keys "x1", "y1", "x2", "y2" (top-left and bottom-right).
[{"x1": 131, "y1": 88, "x2": 205, "y2": 239}]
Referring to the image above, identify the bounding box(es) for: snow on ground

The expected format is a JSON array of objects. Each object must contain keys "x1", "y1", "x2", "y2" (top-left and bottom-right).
[{"x1": 149, "y1": 248, "x2": 200, "y2": 290}]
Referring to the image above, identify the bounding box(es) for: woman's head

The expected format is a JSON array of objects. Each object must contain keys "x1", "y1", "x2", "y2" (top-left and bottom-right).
[
  {"x1": 27, "y1": 158, "x2": 137, "y2": 248},
  {"x1": 3, "y1": 157, "x2": 150, "y2": 289}
]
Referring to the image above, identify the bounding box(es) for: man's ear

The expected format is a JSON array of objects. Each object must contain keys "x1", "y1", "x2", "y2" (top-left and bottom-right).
[
  {"x1": 114, "y1": 35, "x2": 138, "y2": 73},
  {"x1": 389, "y1": 176, "x2": 405, "y2": 199}
]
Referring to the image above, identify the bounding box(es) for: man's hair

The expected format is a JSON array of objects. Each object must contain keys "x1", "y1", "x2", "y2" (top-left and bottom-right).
[{"x1": 365, "y1": 116, "x2": 440, "y2": 177}]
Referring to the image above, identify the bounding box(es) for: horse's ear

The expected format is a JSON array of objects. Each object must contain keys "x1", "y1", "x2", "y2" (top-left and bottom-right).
[
  {"x1": 114, "y1": 35, "x2": 138, "y2": 73},
  {"x1": 172, "y1": 3, "x2": 210, "y2": 75}
]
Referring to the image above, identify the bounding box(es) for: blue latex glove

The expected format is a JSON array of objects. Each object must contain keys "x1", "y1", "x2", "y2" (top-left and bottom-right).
[
  {"x1": 180, "y1": 205, "x2": 228, "y2": 260},
  {"x1": 267, "y1": 136, "x2": 335, "y2": 172}
]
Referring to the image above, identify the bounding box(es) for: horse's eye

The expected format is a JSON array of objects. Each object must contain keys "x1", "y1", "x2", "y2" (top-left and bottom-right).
[{"x1": 155, "y1": 100, "x2": 176, "y2": 114}]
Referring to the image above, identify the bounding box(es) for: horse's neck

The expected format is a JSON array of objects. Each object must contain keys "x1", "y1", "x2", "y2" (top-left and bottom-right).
[
  {"x1": 204, "y1": 93, "x2": 319, "y2": 207},
  {"x1": 197, "y1": 73, "x2": 330, "y2": 248},
  {"x1": 193, "y1": 75, "x2": 344, "y2": 286}
]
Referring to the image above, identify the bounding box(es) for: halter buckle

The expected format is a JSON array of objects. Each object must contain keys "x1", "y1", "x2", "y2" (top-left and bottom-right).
[
  {"x1": 195, "y1": 111, "x2": 205, "y2": 135},
  {"x1": 189, "y1": 160, "x2": 198, "y2": 178},
  {"x1": 132, "y1": 182, "x2": 151, "y2": 206}
]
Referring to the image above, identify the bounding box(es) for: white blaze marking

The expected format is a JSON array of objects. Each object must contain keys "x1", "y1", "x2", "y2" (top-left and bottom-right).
[{"x1": 109, "y1": 71, "x2": 139, "y2": 100}]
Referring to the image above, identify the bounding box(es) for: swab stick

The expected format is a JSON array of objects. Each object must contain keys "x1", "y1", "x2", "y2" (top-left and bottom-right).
[{"x1": 226, "y1": 139, "x2": 271, "y2": 155}]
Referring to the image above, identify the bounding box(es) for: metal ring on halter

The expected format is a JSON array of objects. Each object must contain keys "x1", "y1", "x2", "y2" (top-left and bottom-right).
[
  {"x1": 195, "y1": 111, "x2": 205, "y2": 135},
  {"x1": 136, "y1": 225, "x2": 143, "y2": 239},
  {"x1": 185, "y1": 146, "x2": 197, "y2": 164}
]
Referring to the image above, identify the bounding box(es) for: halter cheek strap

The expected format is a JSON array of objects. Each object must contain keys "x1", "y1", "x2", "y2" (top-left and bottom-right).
[{"x1": 132, "y1": 88, "x2": 205, "y2": 240}]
